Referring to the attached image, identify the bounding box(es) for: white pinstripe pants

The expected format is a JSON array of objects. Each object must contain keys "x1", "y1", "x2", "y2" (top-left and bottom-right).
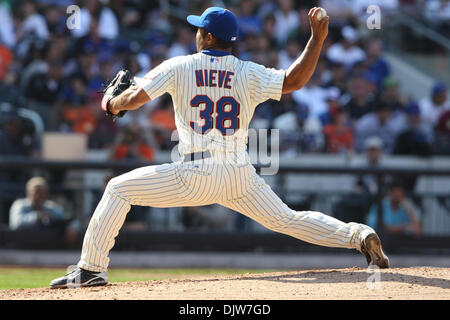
[{"x1": 78, "y1": 153, "x2": 373, "y2": 272}]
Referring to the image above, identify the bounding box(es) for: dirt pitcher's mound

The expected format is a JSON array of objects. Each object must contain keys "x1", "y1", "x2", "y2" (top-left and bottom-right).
[{"x1": 2, "y1": 267, "x2": 449, "y2": 300}]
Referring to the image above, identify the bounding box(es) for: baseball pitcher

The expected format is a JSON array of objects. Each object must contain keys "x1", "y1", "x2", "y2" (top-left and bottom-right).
[{"x1": 50, "y1": 7, "x2": 389, "y2": 289}]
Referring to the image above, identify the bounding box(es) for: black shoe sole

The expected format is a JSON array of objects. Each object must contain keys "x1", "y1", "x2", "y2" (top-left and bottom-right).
[{"x1": 50, "y1": 279, "x2": 108, "y2": 289}]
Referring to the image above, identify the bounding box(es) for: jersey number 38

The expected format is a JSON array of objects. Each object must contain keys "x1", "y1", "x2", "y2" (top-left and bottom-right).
[{"x1": 189, "y1": 95, "x2": 240, "y2": 136}]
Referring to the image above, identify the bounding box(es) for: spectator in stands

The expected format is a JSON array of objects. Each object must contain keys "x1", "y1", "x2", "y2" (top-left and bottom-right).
[
  {"x1": 239, "y1": 31, "x2": 256, "y2": 61},
  {"x1": 117, "y1": 1, "x2": 150, "y2": 29},
  {"x1": 326, "y1": 25, "x2": 366, "y2": 69},
  {"x1": 286, "y1": 7, "x2": 311, "y2": 48},
  {"x1": 319, "y1": 0, "x2": 355, "y2": 27},
  {"x1": 68, "y1": 44, "x2": 96, "y2": 86},
  {"x1": 73, "y1": 16, "x2": 115, "y2": 63},
  {"x1": 45, "y1": 34, "x2": 69, "y2": 65},
  {"x1": 323, "y1": 61, "x2": 348, "y2": 93},
  {"x1": 0, "y1": 0, "x2": 440, "y2": 162},
  {"x1": 364, "y1": 37, "x2": 390, "y2": 89},
  {"x1": 343, "y1": 75, "x2": 376, "y2": 121},
  {"x1": 9, "y1": 177, "x2": 66, "y2": 231},
  {"x1": 424, "y1": 0, "x2": 450, "y2": 32},
  {"x1": 393, "y1": 102, "x2": 434, "y2": 157},
  {"x1": 0, "y1": 109, "x2": 38, "y2": 223},
  {"x1": 44, "y1": 4, "x2": 67, "y2": 35},
  {"x1": 87, "y1": 53, "x2": 115, "y2": 100},
  {"x1": 354, "y1": 101, "x2": 405, "y2": 153},
  {"x1": 60, "y1": 76, "x2": 88, "y2": 107},
  {"x1": 419, "y1": 82, "x2": 450, "y2": 126},
  {"x1": 88, "y1": 110, "x2": 118, "y2": 149},
  {"x1": 434, "y1": 109, "x2": 450, "y2": 155},
  {"x1": 24, "y1": 59, "x2": 64, "y2": 105},
  {"x1": 0, "y1": 68, "x2": 21, "y2": 104},
  {"x1": 273, "y1": 0, "x2": 299, "y2": 46},
  {"x1": 0, "y1": 110, "x2": 37, "y2": 157},
  {"x1": 273, "y1": 98, "x2": 324, "y2": 155},
  {"x1": 0, "y1": 43, "x2": 13, "y2": 80},
  {"x1": 323, "y1": 108, "x2": 354, "y2": 154},
  {"x1": 292, "y1": 72, "x2": 328, "y2": 117},
  {"x1": 150, "y1": 94, "x2": 177, "y2": 150},
  {"x1": 167, "y1": 26, "x2": 195, "y2": 58},
  {"x1": 253, "y1": 31, "x2": 270, "y2": 53},
  {"x1": 0, "y1": 1, "x2": 16, "y2": 48},
  {"x1": 366, "y1": 181, "x2": 422, "y2": 238},
  {"x1": 18, "y1": 0, "x2": 49, "y2": 41},
  {"x1": 379, "y1": 76, "x2": 406, "y2": 111},
  {"x1": 319, "y1": 87, "x2": 341, "y2": 126},
  {"x1": 237, "y1": 0, "x2": 262, "y2": 38},
  {"x1": 58, "y1": 72, "x2": 102, "y2": 140},
  {"x1": 354, "y1": 137, "x2": 385, "y2": 196},
  {"x1": 71, "y1": 0, "x2": 119, "y2": 40},
  {"x1": 111, "y1": 125, "x2": 154, "y2": 162},
  {"x1": 278, "y1": 38, "x2": 302, "y2": 70},
  {"x1": 261, "y1": 13, "x2": 277, "y2": 48}
]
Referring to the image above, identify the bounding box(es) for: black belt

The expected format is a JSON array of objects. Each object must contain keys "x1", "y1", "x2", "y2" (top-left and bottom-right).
[{"x1": 183, "y1": 150, "x2": 212, "y2": 162}]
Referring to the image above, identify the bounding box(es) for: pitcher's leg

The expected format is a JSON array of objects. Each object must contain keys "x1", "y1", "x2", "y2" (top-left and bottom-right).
[
  {"x1": 77, "y1": 187, "x2": 130, "y2": 272},
  {"x1": 221, "y1": 178, "x2": 373, "y2": 250},
  {"x1": 78, "y1": 163, "x2": 190, "y2": 272}
]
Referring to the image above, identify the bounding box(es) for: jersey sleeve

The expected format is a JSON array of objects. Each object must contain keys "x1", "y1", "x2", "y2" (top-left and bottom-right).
[
  {"x1": 133, "y1": 57, "x2": 179, "y2": 100},
  {"x1": 247, "y1": 62, "x2": 285, "y2": 106}
]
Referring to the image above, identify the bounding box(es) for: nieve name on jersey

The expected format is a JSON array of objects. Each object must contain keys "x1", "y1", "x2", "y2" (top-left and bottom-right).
[{"x1": 195, "y1": 69, "x2": 234, "y2": 89}]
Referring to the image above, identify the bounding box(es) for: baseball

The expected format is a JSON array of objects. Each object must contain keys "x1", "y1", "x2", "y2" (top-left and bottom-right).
[{"x1": 316, "y1": 8, "x2": 327, "y2": 20}]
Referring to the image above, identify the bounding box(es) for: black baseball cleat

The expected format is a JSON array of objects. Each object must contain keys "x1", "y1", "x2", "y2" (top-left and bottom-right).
[
  {"x1": 360, "y1": 233, "x2": 390, "y2": 268},
  {"x1": 50, "y1": 267, "x2": 108, "y2": 289}
]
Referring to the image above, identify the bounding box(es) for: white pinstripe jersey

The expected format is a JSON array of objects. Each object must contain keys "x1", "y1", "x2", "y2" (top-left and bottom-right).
[{"x1": 134, "y1": 51, "x2": 286, "y2": 155}]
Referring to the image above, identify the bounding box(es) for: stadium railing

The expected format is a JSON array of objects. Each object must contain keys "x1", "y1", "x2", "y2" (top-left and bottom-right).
[{"x1": 1, "y1": 156, "x2": 450, "y2": 253}]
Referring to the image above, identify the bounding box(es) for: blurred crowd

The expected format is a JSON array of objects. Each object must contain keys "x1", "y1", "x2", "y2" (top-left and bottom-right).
[
  {"x1": 0, "y1": 0, "x2": 449, "y2": 162},
  {"x1": 0, "y1": 0, "x2": 449, "y2": 238}
]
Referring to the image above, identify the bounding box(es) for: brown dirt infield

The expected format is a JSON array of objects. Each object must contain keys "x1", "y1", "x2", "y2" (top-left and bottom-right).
[{"x1": 1, "y1": 267, "x2": 449, "y2": 300}]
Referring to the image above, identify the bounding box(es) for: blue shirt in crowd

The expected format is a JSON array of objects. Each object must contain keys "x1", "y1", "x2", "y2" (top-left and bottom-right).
[{"x1": 366, "y1": 198, "x2": 411, "y2": 230}]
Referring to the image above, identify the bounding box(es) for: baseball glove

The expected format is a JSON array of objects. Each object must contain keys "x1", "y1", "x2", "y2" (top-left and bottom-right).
[{"x1": 101, "y1": 69, "x2": 133, "y2": 120}]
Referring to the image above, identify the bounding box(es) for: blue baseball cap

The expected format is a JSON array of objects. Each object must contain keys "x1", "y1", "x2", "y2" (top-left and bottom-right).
[
  {"x1": 187, "y1": 7, "x2": 239, "y2": 42},
  {"x1": 432, "y1": 82, "x2": 446, "y2": 96},
  {"x1": 405, "y1": 102, "x2": 420, "y2": 116}
]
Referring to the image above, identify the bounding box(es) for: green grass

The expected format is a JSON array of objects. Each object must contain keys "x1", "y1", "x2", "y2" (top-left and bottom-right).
[{"x1": 0, "y1": 267, "x2": 277, "y2": 290}]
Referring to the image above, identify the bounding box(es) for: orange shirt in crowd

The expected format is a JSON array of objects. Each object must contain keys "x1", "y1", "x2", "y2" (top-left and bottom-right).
[
  {"x1": 323, "y1": 124, "x2": 354, "y2": 153},
  {"x1": 150, "y1": 109, "x2": 176, "y2": 131},
  {"x1": 0, "y1": 45, "x2": 13, "y2": 80},
  {"x1": 63, "y1": 106, "x2": 97, "y2": 134},
  {"x1": 114, "y1": 144, "x2": 154, "y2": 161}
]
